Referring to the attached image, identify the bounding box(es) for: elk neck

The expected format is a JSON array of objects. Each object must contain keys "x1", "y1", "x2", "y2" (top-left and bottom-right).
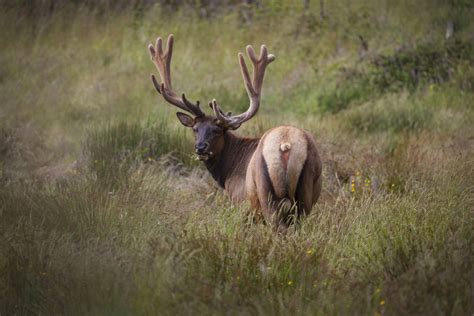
[{"x1": 204, "y1": 131, "x2": 260, "y2": 189}]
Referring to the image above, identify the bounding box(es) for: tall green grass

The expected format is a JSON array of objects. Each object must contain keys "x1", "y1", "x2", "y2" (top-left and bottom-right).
[
  {"x1": 1, "y1": 157, "x2": 472, "y2": 314},
  {"x1": 85, "y1": 119, "x2": 196, "y2": 188}
]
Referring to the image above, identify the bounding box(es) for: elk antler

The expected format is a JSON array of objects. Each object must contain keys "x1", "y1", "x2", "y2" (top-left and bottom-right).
[
  {"x1": 211, "y1": 44, "x2": 275, "y2": 129},
  {"x1": 148, "y1": 34, "x2": 204, "y2": 117}
]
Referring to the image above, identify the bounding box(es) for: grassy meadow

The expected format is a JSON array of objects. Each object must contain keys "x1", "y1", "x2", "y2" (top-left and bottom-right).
[{"x1": 1, "y1": 1, "x2": 473, "y2": 314}]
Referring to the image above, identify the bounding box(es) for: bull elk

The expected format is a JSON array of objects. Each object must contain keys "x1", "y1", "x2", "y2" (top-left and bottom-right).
[{"x1": 148, "y1": 35, "x2": 322, "y2": 233}]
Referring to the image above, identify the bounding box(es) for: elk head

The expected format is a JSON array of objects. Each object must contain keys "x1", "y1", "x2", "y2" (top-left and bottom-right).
[{"x1": 148, "y1": 34, "x2": 275, "y2": 161}]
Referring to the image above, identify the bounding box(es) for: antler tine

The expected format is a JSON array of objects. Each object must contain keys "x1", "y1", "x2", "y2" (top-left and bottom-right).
[
  {"x1": 211, "y1": 99, "x2": 241, "y2": 128},
  {"x1": 212, "y1": 44, "x2": 275, "y2": 129},
  {"x1": 148, "y1": 34, "x2": 204, "y2": 117}
]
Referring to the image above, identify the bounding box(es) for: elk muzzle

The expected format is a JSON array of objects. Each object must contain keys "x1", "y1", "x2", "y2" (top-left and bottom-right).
[{"x1": 195, "y1": 142, "x2": 212, "y2": 161}]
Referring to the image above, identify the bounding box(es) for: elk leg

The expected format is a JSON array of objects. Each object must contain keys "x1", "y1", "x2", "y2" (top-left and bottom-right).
[
  {"x1": 255, "y1": 176, "x2": 278, "y2": 227},
  {"x1": 295, "y1": 161, "x2": 318, "y2": 216},
  {"x1": 253, "y1": 156, "x2": 286, "y2": 232},
  {"x1": 312, "y1": 173, "x2": 322, "y2": 206},
  {"x1": 256, "y1": 188, "x2": 292, "y2": 234},
  {"x1": 246, "y1": 176, "x2": 264, "y2": 223}
]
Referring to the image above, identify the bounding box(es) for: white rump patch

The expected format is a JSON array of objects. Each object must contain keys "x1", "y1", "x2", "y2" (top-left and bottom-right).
[{"x1": 262, "y1": 127, "x2": 307, "y2": 199}]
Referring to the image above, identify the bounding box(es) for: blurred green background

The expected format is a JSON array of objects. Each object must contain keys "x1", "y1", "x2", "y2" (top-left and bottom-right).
[{"x1": 1, "y1": 1, "x2": 473, "y2": 314}]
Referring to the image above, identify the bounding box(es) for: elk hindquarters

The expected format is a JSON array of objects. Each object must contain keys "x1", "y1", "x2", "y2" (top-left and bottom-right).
[{"x1": 261, "y1": 126, "x2": 308, "y2": 200}]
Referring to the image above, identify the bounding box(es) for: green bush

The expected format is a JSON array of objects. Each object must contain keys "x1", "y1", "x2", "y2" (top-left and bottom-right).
[
  {"x1": 370, "y1": 41, "x2": 474, "y2": 92},
  {"x1": 317, "y1": 76, "x2": 374, "y2": 113},
  {"x1": 85, "y1": 120, "x2": 195, "y2": 188},
  {"x1": 310, "y1": 41, "x2": 474, "y2": 114}
]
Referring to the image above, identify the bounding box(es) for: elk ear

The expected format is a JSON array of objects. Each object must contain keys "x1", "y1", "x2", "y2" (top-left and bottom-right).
[{"x1": 176, "y1": 112, "x2": 195, "y2": 127}]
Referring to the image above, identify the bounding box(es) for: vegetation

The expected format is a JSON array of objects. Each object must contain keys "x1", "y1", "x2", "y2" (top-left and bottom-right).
[{"x1": 1, "y1": 1, "x2": 473, "y2": 314}]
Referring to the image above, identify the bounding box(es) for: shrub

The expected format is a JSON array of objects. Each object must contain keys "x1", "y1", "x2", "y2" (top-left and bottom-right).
[
  {"x1": 311, "y1": 41, "x2": 474, "y2": 114},
  {"x1": 85, "y1": 120, "x2": 195, "y2": 188},
  {"x1": 370, "y1": 40, "x2": 474, "y2": 92}
]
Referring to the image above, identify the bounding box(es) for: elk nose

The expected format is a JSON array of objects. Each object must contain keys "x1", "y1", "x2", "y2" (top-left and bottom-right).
[{"x1": 195, "y1": 142, "x2": 208, "y2": 153}]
